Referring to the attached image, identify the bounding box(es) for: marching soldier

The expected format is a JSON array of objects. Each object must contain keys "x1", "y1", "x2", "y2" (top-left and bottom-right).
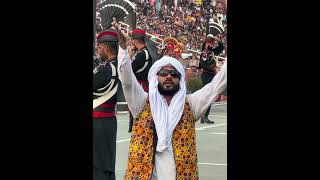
[{"x1": 93, "y1": 29, "x2": 120, "y2": 180}]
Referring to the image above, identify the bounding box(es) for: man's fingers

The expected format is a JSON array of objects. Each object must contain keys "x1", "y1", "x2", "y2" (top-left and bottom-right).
[
  {"x1": 112, "y1": 17, "x2": 120, "y2": 31},
  {"x1": 111, "y1": 17, "x2": 128, "y2": 45},
  {"x1": 112, "y1": 17, "x2": 117, "y2": 25}
]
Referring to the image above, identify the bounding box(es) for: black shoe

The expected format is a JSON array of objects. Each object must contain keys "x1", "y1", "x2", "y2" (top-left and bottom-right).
[
  {"x1": 204, "y1": 117, "x2": 214, "y2": 124},
  {"x1": 200, "y1": 118, "x2": 205, "y2": 123}
]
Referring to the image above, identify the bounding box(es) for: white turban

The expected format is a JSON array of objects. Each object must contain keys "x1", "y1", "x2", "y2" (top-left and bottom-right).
[{"x1": 148, "y1": 56, "x2": 186, "y2": 152}]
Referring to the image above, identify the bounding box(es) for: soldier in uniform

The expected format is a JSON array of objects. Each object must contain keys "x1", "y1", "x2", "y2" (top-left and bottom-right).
[
  {"x1": 93, "y1": 29, "x2": 120, "y2": 180},
  {"x1": 127, "y1": 29, "x2": 153, "y2": 132},
  {"x1": 198, "y1": 34, "x2": 224, "y2": 124}
]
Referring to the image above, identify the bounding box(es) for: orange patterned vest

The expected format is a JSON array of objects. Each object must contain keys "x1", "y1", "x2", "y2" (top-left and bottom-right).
[{"x1": 125, "y1": 98, "x2": 199, "y2": 180}]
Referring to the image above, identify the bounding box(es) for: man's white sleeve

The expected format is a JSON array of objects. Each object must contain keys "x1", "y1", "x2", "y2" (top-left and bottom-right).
[{"x1": 118, "y1": 47, "x2": 148, "y2": 118}]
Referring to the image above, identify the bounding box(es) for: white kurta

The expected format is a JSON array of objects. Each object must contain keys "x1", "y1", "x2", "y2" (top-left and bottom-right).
[{"x1": 118, "y1": 47, "x2": 227, "y2": 179}]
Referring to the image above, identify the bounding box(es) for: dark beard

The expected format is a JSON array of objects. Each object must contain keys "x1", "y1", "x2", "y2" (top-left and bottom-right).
[{"x1": 158, "y1": 83, "x2": 180, "y2": 96}]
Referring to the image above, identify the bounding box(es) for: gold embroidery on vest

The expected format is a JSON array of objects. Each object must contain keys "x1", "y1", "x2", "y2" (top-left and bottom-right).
[{"x1": 125, "y1": 99, "x2": 199, "y2": 180}]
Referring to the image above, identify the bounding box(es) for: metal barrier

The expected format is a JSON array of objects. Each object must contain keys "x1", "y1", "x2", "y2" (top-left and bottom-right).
[
  {"x1": 117, "y1": 21, "x2": 227, "y2": 61},
  {"x1": 118, "y1": 22, "x2": 165, "y2": 49}
]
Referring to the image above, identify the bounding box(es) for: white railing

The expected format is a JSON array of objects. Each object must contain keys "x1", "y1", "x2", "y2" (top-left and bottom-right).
[
  {"x1": 118, "y1": 22, "x2": 165, "y2": 49},
  {"x1": 118, "y1": 21, "x2": 226, "y2": 60},
  {"x1": 187, "y1": 48, "x2": 227, "y2": 61}
]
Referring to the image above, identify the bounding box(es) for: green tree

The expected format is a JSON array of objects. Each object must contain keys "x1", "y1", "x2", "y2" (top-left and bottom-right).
[{"x1": 186, "y1": 76, "x2": 203, "y2": 93}]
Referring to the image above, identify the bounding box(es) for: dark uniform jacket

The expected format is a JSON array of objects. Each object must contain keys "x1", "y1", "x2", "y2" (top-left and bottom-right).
[{"x1": 93, "y1": 58, "x2": 119, "y2": 173}]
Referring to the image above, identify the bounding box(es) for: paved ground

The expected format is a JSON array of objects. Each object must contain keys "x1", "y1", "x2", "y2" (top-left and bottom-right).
[{"x1": 115, "y1": 102, "x2": 227, "y2": 180}]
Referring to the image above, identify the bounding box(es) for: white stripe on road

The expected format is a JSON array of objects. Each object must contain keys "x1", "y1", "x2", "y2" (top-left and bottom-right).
[
  {"x1": 210, "y1": 132, "x2": 227, "y2": 135},
  {"x1": 198, "y1": 163, "x2": 227, "y2": 166},
  {"x1": 208, "y1": 114, "x2": 226, "y2": 117},
  {"x1": 117, "y1": 138, "x2": 131, "y2": 143},
  {"x1": 117, "y1": 111, "x2": 129, "y2": 114},
  {"x1": 212, "y1": 102, "x2": 227, "y2": 106},
  {"x1": 195, "y1": 123, "x2": 227, "y2": 131},
  {"x1": 117, "y1": 102, "x2": 128, "y2": 105}
]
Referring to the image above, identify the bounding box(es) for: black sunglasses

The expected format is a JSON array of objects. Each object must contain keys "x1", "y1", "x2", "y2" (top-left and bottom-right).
[{"x1": 157, "y1": 69, "x2": 181, "y2": 78}]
